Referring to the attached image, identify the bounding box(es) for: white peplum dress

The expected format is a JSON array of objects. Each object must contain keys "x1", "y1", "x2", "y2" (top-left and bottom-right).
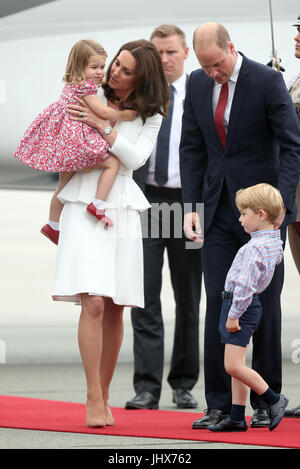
[{"x1": 52, "y1": 88, "x2": 162, "y2": 308}]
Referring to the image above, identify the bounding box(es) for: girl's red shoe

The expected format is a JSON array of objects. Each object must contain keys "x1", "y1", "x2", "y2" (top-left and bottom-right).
[
  {"x1": 40, "y1": 224, "x2": 59, "y2": 245},
  {"x1": 86, "y1": 203, "x2": 113, "y2": 227}
]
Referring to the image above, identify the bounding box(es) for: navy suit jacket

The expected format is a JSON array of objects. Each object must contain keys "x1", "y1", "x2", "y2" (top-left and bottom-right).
[{"x1": 180, "y1": 54, "x2": 300, "y2": 233}]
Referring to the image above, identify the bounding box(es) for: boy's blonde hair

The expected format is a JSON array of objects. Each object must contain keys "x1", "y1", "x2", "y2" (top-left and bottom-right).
[
  {"x1": 235, "y1": 183, "x2": 284, "y2": 223},
  {"x1": 63, "y1": 39, "x2": 107, "y2": 85}
]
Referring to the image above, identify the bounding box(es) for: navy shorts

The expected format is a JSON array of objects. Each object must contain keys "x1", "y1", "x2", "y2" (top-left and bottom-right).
[{"x1": 219, "y1": 295, "x2": 263, "y2": 347}]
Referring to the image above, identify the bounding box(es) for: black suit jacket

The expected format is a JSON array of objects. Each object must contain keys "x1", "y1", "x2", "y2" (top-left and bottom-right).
[{"x1": 180, "y1": 54, "x2": 300, "y2": 232}]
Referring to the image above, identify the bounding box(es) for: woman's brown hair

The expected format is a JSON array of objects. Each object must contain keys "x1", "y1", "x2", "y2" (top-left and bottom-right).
[
  {"x1": 63, "y1": 39, "x2": 106, "y2": 85},
  {"x1": 102, "y1": 39, "x2": 169, "y2": 123}
]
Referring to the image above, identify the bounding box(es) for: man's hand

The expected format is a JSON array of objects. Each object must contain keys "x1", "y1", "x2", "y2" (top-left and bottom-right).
[
  {"x1": 226, "y1": 317, "x2": 241, "y2": 333},
  {"x1": 184, "y1": 212, "x2": 203, "y2": 243}
]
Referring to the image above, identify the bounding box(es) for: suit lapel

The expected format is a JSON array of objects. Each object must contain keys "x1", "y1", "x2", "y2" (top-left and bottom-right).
[{"x1": 201, "y1": 77, "x2": 216, "y2": 140}]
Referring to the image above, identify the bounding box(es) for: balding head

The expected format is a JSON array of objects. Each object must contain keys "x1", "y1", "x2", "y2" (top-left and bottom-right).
[
  {"x1": 193, "y1": 22, "x2": 231, "y2": 54},
  {"x1": 192, "y1": 22, "x2": 237, "y2": 84}
]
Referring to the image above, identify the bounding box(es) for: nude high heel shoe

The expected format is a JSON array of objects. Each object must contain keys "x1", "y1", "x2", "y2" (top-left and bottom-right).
[
  {"x1": 86, "y1": 399, "x2": 106, "y2": 428},
  {"x1": 104, "y1": 401, "x2": 115, "y2": 426}
]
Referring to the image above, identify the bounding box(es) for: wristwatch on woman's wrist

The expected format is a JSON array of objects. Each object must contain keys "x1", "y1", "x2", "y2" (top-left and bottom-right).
[{"x1": 103, "y1": 125, "x2": 113, "y2": 135}]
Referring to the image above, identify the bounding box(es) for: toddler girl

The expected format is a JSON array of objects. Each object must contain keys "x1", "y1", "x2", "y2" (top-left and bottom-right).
[{"x1": 14, "y1": 39, "x2": 136, "y2": 244}]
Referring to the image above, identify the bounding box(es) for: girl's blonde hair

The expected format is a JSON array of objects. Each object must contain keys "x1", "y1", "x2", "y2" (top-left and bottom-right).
[
  {"x1": 63, "y1": 39, "x2": 107, "y2": 85},
  {"x1": 235, "y1": 183, "x2": 284, "y2": 223}
]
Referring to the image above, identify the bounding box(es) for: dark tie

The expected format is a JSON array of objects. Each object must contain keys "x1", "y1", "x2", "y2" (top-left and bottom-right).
[
  {"x1": 214, "y1": 82, "x2": 229, "y2": 149},
  {"x1": 154, "y1": 85, "x2": 175, "y2": 186}
]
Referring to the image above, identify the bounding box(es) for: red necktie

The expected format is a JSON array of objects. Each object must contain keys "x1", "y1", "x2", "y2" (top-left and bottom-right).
[{"x1": 214, "y1": 83, "x2": 229, "y2": 149}]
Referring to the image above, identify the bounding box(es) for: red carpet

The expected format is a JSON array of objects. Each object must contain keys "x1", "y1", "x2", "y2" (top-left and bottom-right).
[{"x1": 0, "y1": 395, "x2": 300, "y2": 448}]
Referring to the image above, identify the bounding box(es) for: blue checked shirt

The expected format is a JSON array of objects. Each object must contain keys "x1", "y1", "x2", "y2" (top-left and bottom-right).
[{"x1": 225, "y1": 230, "x2": 283, "y2": 319}]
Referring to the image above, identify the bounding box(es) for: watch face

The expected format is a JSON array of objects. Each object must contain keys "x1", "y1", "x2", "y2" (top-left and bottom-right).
[{"x1": 104, "y1": 126, "x2": 112, "y2": 135}]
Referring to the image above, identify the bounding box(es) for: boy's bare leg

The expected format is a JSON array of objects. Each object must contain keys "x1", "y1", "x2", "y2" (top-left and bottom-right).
[{"x1": 224, "y1": 344, "x2": 268, "y2": 395}]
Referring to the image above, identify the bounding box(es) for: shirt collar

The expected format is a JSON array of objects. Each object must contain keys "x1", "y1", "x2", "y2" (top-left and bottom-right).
[
  {"x1": 230, "y1": 52, "x2": 243, "y2": 83},
  {"x1": 250, "y1": 229, "x2": 281, "y2": 239},
  {"x1": 170, "y1": 72, "x2": 186, "y2": 95}
]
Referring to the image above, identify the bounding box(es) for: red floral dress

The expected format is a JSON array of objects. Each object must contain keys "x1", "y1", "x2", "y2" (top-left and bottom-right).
[{"x1": 13, "y1": 80, "x2": 110, "y2": 172}]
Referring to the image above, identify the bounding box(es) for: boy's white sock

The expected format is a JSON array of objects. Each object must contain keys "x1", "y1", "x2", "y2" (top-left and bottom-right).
[{"x1": 48, "y1": 220, "x2": 60, "y2": 231}]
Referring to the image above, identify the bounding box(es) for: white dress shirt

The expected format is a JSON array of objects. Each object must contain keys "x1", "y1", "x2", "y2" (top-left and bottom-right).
[
  {"x1": 212, "y1": 52, "x2": 243, "y2": 131},
  {"x1": 147, "y1": 73, "x2": 187, "y2": 189}
]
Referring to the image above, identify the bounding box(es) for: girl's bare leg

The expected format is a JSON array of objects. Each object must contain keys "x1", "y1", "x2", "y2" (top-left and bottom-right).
[
  {"x1": 88, "y1": 156, "x2": 120, "y2": 226},
  {"x1": 100, "y1": 298, "x2": 124, "y2": 425},
  {"x1": 96, "y1": 156, "x2": 120, "y2": 201},
  {"x1": 78, "y1": 294, "x2": 106, "y2": 427},
  {"x1": 49, "y1": 172, "x2": 74, "y2": 223}
]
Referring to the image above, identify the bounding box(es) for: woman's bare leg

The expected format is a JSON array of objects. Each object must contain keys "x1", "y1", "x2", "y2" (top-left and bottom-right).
[
  {"x1": 49, "y1": 172, "x2": 74, "y2": 223},
  {"x1": 78, "y1": 293, "x2": 106, "y2": 427},
  {"x1": 100, "y1": 298, "x2": 124, "y2": 425}
]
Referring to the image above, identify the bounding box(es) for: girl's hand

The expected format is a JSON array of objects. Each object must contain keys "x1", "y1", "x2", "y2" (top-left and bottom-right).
[{"x1": 226, "y1": 317, "x2": 241, "y2": 333}]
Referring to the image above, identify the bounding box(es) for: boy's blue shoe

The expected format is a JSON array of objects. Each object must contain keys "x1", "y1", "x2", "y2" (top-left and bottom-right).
[{"x1": 269, "y1": 394, "x2": 289, "y2": 431}]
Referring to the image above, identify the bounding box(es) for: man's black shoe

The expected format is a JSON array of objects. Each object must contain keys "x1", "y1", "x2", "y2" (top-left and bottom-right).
[
  {"x1": 284, "y1": 404, "x2": 300, "y2": 417},
  {"x1": 269, "y1": 394, "x2": 289, "y2": 431},
  {"x1": 208, "y1": 416, "x2": 248, "y2": 432},
  {"x1": 125, "y1": 392, "x2": 159, "y2": 410},
  {"x1": 172, "y1": 389, "x2": 198, "y2": 409},
  {"x1": 192, "y1": 409, "x2": 226, "y2": 429},
  {"x1": 250, "y1": 408, "x2": 270, "y2": 428}
]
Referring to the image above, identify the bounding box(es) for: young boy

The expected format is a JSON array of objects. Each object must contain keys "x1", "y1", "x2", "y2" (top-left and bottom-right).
[{"x1": 208, "y1": 183, "x2": 288, "y2": 432}]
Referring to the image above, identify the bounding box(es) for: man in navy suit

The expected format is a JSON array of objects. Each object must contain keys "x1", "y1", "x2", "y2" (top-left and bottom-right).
[{"x1": 180, "y1": 22, "x2": 300, "y2": 429}]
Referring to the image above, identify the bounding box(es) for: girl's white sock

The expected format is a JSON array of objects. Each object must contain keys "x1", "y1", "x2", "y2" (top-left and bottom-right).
[
  {"x1": 48, "y1": 220, "x2": 60, "y2": 231},
  {"x1": 93, "y1": 199, "x2": 106, "y2": 210}
]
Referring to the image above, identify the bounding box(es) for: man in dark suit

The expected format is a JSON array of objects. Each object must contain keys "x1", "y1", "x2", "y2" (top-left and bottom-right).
[
  {"x1": 125, "y1": 25, "x2": 202, "y2": 410},
  {"x1": 180, "y1": 22, "x2": 300, "y2": 429}
]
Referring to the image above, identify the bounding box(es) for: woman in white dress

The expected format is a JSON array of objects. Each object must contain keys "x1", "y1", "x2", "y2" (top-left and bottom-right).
[{"x1": 52, "y1": 40, "x2": 169, "y2": 427}]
